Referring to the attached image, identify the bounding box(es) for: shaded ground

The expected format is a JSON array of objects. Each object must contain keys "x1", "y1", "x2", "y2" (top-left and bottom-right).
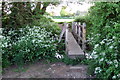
[{"x1": 3, "y1": 61, "x2": 89, "y2": 78}]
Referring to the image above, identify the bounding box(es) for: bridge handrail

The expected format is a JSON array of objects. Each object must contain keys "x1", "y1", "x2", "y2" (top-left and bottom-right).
[{"x1": 71, "y1": 22, "x2": 86, "y2": 51}]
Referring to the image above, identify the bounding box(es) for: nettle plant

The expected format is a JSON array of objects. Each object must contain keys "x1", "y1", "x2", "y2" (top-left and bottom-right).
[
  {"x1": 86, "y1": 2, "x2": 120, "y2": 79},
  {"x1": 2, "y1": 26, "x2": 59, "y2": 67}
]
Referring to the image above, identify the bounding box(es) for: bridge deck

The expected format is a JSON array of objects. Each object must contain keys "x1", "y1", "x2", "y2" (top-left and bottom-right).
[{"x1": 66, "y1": 31, "x2": 84, "y2": 59}]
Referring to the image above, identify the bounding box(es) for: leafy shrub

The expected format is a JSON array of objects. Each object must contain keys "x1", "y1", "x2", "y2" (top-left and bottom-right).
[
  {"x1": 31, "y1": 15, "x2": 61, "y2": 35},
  {"x1": 74, "y1": 16, "x2": 90, "y2": 23},
  {"x1": 2, "y1": 2, "x2": 63, "y2": 68},
  {"x1": 2, "y1": 26, "x2": 60, "y2": 68},
  {"x1": 85, "y1": 2, "x2": 120, "y2": 79}
]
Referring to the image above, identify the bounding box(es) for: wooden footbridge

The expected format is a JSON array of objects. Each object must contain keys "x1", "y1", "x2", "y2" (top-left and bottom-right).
[{"x1": 59, "y1": 22, "x2": 86, "y2": 59}]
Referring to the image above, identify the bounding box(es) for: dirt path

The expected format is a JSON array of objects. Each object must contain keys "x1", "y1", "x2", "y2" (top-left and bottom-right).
[{"x1": 3, "y1": 61, "x2": 89, "y2": 78}]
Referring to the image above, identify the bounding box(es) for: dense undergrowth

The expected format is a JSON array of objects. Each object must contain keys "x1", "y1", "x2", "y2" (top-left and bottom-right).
[
  {"x1": 1, "y1": 2, "x2": 64, "y2": 68},
  {"x1": 1, "y1": 2, "x2": 81, "y2": 69},
  {"x1": 75, "y1": 2, "x2": 120, "y2": 79}
]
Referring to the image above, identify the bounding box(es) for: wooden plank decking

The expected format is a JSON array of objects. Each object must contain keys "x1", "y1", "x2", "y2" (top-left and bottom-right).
[{"x1": 66, "y1": 31, "x2": 84, "y2": 59}]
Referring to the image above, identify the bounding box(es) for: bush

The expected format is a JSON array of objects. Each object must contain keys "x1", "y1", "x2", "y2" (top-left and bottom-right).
[
  {"x1": 2, "y1": 2, "x2": 63, "y2": 68},
  {"x1": 85, "y1": 2, "x2": 120, "y2": 79},
  {"x1": 31, "y1": 15, "x2": 61, "y2": 36},
  {"x1": 1, "y1": 26, "x2": 60, "y2": 68},
  {"x1": 74, "y1": 16, "x2": 89, "y2": 23}
]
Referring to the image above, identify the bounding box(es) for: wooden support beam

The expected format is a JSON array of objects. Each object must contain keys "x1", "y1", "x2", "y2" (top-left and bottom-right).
[
  {"x1": 65, "y1": 23, "x2": 69, "y2": 53},
  {"x1": 59, "y1": 23, "x2": 67, "y2": 43}
]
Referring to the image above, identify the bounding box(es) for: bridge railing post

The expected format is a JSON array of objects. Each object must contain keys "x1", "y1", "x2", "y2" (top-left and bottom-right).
[
  {"x1": 65, "y1": 23, "x2": 69, "y2": 53},
  {"x1": 82, "y1": 23, "x2": 86, "y2": 51},
  {"x1": 75, "y1": 22, "x2": 78, "y2": 34},
  {"x1": 72, "y1": 22, "x2": 75, "y2": 32},
  {"x1": 78, "y1": 22, "x2": 81, "y2": 44}
]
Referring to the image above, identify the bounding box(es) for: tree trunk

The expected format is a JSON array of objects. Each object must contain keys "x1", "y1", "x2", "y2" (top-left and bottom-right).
[
  {"x1": 33, "y1": 2, "x2": 41, "y2": 15},
  {"x1": 41, "y1": 2, "x2": 50, "y2": 15}
]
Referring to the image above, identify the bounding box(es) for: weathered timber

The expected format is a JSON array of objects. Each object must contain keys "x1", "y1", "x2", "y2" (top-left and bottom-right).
[
  {"x1": 65, "y1": 22, "x2": 84, "y2": 59},
  {"x1": 71, "y1": 22, "x2": 86, "y2": 52},
  {"x1": 59, "y1": 23, "x2": 67, "y2": 43},
  {"x1": 66, "y1": 31, "x2": 84, "y2": 59}
]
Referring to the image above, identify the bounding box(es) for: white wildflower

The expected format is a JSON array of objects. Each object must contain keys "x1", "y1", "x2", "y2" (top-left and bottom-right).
[
  {"x1": 113, "y1": 60, "x2": 118, "y2": 67},
  {"x1": 100, "y1": 40, "x2": 105, "y2": 44},
  {"x1": 55, "y1": 53, "x2": 64, "y2": 59},
  {"x1": 115, "y1": 64, "x2": 118, "y2": 68},
  {"x1": 95, "y1": 67, "x2": 102, "y2": 74},
  {"x1": 103, "y1": 39, "x2": 107, "y2": 41},
  {"x1": 105, "y1": 26, "x2": 110, "y2": 28},
  {"x1": 89, "y1": 55, "x2": 93, "y2": 59},
  {"x1": 91, "y1": 51, "x2": 97, "y2": 55},
  {"x1": 113, "y1": 36, "x2": 116, "y2": 39},
  {"x1": 85, "y1": 53, "x2": 92, "y2": 59},
  {"x1": 96, "y1": 34, "x2": 101, "y2": 36},
  {"x1": 117, "y1": 74, "x2": 120, "y2": 78},
  {"x1": 113, "y1": 60, "x2": 118, "y2": 64},
  {"x1": 109, "y1": 46, "x2": 114, "y2": 49},
  {"x1": 32, "y1": 39, "x2": 36, "y2": 43},
  {"x1": 94, "y1": 44, "x2": 99, "y2": 48},
  {"x1": 0, "y1": 35, "x2": 3, "y2": 39},
  {"x1": 114, "y1": 53, "x2": 117, "y2": 56},
  {"x1": 91, "y1": 37, "x2": 93, "y2": 40},
  {"x1": 109, "y1": 39, "x2": 113, "y2": 41},
  {"x1": 100, "y1": 52, "x2": 105, "y2": 56},
  {"x1": 106, "y1": 42, "x2": 111, "y2": 45},
  {"x1": 3, "y1": 42, "x2": 8, "y2": 47},
  {"x1": 86, "y1": 53, "x2": 92, "y2": 59},
  {"x1": 93, "y1": 55, "x2": 98, "y2": 59},
  {"x1": 99, "y1": 58, "x2": 104, "y2": 62},
  {"x1": 107, "y1": 61, "x2": 113, "y2": 65},
  {"x1": 112, "y1": 75, "x2": 116, "y2": 79}
]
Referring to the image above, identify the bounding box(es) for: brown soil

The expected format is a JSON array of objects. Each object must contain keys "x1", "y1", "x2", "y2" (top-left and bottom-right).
[{"x1": 3, "y1": 61, "x2": 89, "y2": 78}]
